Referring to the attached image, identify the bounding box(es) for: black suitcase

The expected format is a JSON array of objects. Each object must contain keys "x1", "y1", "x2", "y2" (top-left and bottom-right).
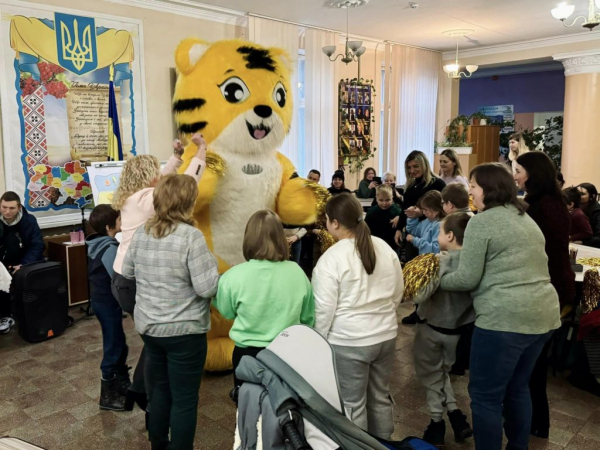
[{"x1": 11, "y1": 261, "x2": 69, "y2": 343}]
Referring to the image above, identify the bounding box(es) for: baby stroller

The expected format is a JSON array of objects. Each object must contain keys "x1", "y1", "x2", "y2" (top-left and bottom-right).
[{"x1": 234, "y1": 325, "x2": 435, "y2": 450}]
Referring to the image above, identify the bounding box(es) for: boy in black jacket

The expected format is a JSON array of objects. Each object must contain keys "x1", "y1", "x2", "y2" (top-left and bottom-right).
[
  {"x1": 365, "y1": 185, "x2": 402, "y2": 250},
  {"x1": 87, "y1": 204, "x2": 129, "y2": 411}
]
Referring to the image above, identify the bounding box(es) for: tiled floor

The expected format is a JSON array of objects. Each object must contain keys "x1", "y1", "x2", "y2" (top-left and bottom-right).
[{"x1": 1, "y1": 302, "x2": 600, "y2": 449}]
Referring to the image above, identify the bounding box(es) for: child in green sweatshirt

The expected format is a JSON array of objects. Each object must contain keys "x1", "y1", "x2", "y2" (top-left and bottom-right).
[{"x1": 215, "y1": 210, "x2": 315, "y2": 389}]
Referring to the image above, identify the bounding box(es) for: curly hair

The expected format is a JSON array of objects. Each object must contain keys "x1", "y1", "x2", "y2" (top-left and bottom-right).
[{"x1": 112, "y1": 155, "x2": 161, "y2": 211}]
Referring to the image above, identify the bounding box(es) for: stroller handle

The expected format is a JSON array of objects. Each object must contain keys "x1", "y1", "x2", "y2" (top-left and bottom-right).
[{"x1": 282, "y1": 421, "x2": 312, "y2": 450}]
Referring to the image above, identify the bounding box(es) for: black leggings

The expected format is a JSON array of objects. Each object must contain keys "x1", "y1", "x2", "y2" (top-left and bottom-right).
[{"x1": 232, "y1": 346, "x2": 264, "y2": 388}]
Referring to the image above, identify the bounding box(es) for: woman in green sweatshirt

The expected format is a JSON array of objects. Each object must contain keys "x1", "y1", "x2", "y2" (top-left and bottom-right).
[
  {"x1": 439, "y1": 163, "x2": 560, "y2": 450},
  {"x1": 215, "y1": 210, "x2": 315, "y2": 388}
]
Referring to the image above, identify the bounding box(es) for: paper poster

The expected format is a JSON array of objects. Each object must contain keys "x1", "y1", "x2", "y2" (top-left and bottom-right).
[{"x1": 0, "y1": 1, "x2": 148, "y2": 227}]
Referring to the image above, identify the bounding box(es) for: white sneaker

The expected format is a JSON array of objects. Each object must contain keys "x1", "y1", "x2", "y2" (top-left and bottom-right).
[{"x1": 0, "y1": 317, "x2": 15, "y2": 334}]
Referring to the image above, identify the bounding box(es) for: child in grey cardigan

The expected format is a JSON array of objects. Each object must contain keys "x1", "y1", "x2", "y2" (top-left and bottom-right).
[{"x1": 412, "y1": 213, "x2": 474, "y2": 447}]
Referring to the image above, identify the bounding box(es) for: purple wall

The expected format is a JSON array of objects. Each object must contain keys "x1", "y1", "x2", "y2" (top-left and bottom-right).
[{"x1": 459, "y1": 71, "x2": 565, "y2": 116}]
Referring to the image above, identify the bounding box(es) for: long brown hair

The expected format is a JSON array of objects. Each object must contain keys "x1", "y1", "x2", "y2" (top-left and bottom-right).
[
  {"x1": 326, "y1": 193, "x2": 376, "y2": 275},
  {"x1": 417, "y1": 190, "x2": 446, "y2": 220},
  {"x1": 469, "y1": 163, "x2": 526, "y2": 214},
  {"x1": 363, "y1": 167, "x2": 376, "y2": 181},
  {"x1": 439, "y1": 149, "x2": 464, "y2": 178},
  {"x1": 243, "y1": 210, "x2": 289, "y2": 262},
  {"x1": 145, "y1": 174, "x2": 197, "y2": 238}
]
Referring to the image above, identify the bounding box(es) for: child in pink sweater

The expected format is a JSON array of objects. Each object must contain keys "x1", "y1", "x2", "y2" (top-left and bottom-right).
[{"x1": 109, "y1": 133, "x2": 207, "y2": 411}]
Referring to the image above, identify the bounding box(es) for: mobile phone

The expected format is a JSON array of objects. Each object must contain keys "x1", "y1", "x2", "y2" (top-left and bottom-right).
[{"x1": 373, "y1": 176, "x2": 382, "y2": 184}]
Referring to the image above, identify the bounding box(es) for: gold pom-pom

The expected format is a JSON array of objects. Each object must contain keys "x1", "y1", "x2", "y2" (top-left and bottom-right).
[
  {"x1": 402, "y1": 253, "x2": 439, "y2": 303},
  {"x1": 578, "y1": 257, "x2": 600, "y2": 268},
  {"x1": 582, "y1": 268, "x2": 600, "y2": 314},
  {"x1": 304, "y1": 181, "x2": 331, "y2": 219},
  {"x1": 206, "y1": 152, "x2": 226, "y2": 178},
  {"x1": 313, "y1": 228, "x2": 336, "y2": 254}
]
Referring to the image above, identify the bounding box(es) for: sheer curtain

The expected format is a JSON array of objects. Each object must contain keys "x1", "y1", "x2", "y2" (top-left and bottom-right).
[
  {"x1": 248, "y1": 16, "x2": 300, "y2": 167},
  {"x1": 304, "y1": 29, "x2": 338, "y2": 185},
  {"x1": 387, "y1": 45, "x2": 441, "y2": 184}
]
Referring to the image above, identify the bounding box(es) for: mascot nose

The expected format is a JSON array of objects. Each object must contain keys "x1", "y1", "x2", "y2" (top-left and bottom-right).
[{"x1": 254, "y1": 105, "x2": 272, "y2": 118}]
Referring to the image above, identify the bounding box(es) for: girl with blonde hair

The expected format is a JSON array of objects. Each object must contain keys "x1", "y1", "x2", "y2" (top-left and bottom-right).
[
  {"x1": 110, "y1": 134, "x2": 207, "y2": 412},
  {"x1": 508, "y1": 132, "x2": 531, "y2": 172},
  {"x1": 215, "y1": 210, "x2": 314, "y2": 388},
  {"x1": 122, "y1": 174, "x2": 219, "y2": 450}
]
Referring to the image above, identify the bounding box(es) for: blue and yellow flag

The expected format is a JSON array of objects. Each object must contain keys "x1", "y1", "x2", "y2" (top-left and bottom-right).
[{"x1": 107, "y1": 65, "x2": 123, "y2": 161}]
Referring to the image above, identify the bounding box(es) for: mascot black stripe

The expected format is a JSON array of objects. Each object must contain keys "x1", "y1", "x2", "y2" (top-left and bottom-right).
[
  {"x1": 178, "y1": 121, "x2": 208, "y2": 133},
  {"x1": 173, "y1": 98, "x2": 206, "y2": 113},
  {"x1": 237, "y1": 46, "x2": 276, "y2": 72}
]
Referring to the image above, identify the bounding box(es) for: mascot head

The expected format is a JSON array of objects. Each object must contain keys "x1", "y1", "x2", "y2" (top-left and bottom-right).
[{"x1": 173, "y1": 39, "x2": 293, "y2": 155}]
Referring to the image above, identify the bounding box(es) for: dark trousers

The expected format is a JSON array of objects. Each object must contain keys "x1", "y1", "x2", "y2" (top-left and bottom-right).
[
  {"x1": 112, "y1": 273, "x2": 146, "y2": 394},
  {"x1": 469, "y1": 327, "x2": 553, "y2": 450},
  {"x1": 529, "y1": 338, "x2": 553, "y2": 435},
  {"x1": 91, "y1": 296, "x2": 128, "y2": 380},
  {"x1": 452, "y1": 323, "x2": 474, "y2": 372},
  {"x1": 232, "y1": 345, "x2": 264, "y2": 388},
  {"x1": 0, "y1": 290, "x2": 10, "y2": 318},
  {"x1": 290, "y1": 239, "x2": 302, "y2": 265},
  {"x1": 142, "y1": 333, "x2": 207, "y2": 450}
]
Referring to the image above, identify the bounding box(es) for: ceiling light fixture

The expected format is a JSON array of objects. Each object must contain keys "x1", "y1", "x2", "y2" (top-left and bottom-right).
[
  {"x1": 322, "y1": 1, "x2": 367, "y2": 64},
  {"x1": 551, "y1": 0, "x2": 600, "y2": 30},
  {"x1": 442, "y1": 30, "x2": 478, "y2": 79}
]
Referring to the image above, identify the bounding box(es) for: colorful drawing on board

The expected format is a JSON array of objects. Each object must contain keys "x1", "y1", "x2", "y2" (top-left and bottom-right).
[
  {"x1": 92, "y1": 173, "x2": 120, "y2": 205},
  {"x1": 0, "y1": 2, "x2": 146, "y2": 224}
]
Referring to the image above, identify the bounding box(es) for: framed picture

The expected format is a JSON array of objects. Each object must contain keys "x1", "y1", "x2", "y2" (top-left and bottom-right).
[{"x1": 338, "y1": 79, "x2": 374, "y2": 161}]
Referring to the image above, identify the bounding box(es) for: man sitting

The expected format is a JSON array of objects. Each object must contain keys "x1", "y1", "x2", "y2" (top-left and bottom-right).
[{"x1": 0, "y1": 191, "x2": 44, "y2": 333}]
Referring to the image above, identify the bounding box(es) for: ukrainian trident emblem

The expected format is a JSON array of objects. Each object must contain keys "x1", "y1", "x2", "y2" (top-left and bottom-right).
[{"x1": 55, "y1": 13, "x2": 98, "y2": 75}]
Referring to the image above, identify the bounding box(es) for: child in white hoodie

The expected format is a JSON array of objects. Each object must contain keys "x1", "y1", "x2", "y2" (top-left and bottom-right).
[{"x1": 312, "y1": 193, "x2": 404, "y2": 441}]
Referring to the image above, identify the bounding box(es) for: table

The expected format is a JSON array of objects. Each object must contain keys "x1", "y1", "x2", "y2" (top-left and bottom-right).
[
  {"x1": 47, "y1": 239, "x2": 89, "y2": 306},
  {"x1": 571, "y1": 243, "x2": 600, "y2": 283}
]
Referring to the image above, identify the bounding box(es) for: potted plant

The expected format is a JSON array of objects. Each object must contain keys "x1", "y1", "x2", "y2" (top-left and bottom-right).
[
  {"x1": 435, "y1": 115, "x2": 472, "y2": 154},
  {"x1": 469, "y1": 111, "x2": 489, "y2": 126}
]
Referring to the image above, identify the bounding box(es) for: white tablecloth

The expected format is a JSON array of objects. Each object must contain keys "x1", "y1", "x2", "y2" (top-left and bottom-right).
[{"x1": 572, "y1": 243, "x2": 600, "y2": 283}]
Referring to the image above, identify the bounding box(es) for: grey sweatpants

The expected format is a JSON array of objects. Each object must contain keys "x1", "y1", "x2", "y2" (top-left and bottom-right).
[
  {"x1": 331, "y1": 338, "x2": 396, "y2": 440},
  {"x1": 414, "y1": 323, "x2": 460, "y2": 421}
]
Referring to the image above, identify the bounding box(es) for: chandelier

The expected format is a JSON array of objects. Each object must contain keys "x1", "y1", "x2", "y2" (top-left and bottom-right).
[
  {"x1": 322, "y1": 1, "x2": 367, "y2": 64},
  {"x1": 551, "y1": 0, "x2": 600, "y2": 30},
  {"x1": 442, "y1": 30, "x2": 478, "y2": 79}
]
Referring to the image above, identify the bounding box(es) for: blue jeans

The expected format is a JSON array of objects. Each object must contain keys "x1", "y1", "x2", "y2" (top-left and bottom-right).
[
  {"x1": 469, "y1": 327, "x2": 553, "y2": 450},
  {"x1": 290, "y1": 239, "x2": 302, "y2": 264},
  {"x1": 91, "y1": 295, "x2": 128, "y2": 380}
]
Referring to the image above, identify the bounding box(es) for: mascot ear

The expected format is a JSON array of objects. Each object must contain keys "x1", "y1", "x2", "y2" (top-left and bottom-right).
[
  {"x1": 175, "y1": 38, "x2": 210, "y2": 75},
  {"x1": 270, "y1": 47, "x2": 293, "y2": 74}
]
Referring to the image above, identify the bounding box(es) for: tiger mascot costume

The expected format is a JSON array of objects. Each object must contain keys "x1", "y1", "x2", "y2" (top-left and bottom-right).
[{"x1": 173, "y1": 39, "x2": 329, "y2": 371}]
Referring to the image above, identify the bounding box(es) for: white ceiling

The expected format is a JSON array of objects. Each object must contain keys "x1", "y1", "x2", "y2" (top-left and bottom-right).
[{"x1": 190, "y1": 0, "x2": 600, "y2": 51}]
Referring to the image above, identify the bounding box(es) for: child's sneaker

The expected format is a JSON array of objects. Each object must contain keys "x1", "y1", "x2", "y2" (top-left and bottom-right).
[
  {"x1": 0, "y1": 317, "x2": 15, "y2": 334},
  {"x1": 423, "y1": 419, "x2": 445, "y2": 447},
  {"x1": 447, "y1": 409, "x2": 473, "y2": 442}
]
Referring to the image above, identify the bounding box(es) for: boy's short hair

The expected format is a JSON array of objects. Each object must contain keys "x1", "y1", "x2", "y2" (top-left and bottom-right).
[
  {"x1": 376, "y1": 184, "x2": 393, "y2": 198},
  {"x1": 309, "y1": 169, "x2": 321, "y2": 177},
  {"x1": 89, "y1": 204, "x2": 120, "y2": 236},
  {"x1": 441, "y1": 212, "x2": 471, "y2": 246},
  {"x1": 0, "y1": 191, "x2": 21, "y2": 206},
  {"x1": 563, "y1": 187, "x2": 581, "y2": 208},
  {"x1": 441, "y1": 184, "x2": 469, "y2": 209}
]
